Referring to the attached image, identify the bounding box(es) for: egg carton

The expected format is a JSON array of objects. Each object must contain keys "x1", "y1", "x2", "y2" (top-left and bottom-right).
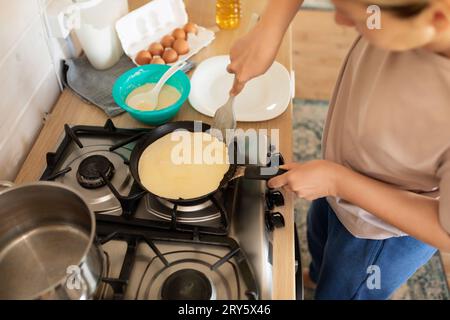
[{"x1": 115, "y1": 0, "x2": 215, "y2": 66}]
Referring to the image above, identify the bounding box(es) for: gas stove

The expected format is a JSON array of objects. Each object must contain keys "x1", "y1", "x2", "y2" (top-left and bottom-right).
[{"x1": 40, "y1": 120, "x2": 292, "y2": 300}]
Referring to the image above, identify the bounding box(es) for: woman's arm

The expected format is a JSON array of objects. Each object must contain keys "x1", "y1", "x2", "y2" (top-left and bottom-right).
[
  {"x1": 335, "y1": 163, "x2": 450, "y2": 251},
  {"x1": 227, "y1": 0, "x2": 304, "y2": 95},
  {"x1": 268, "y1": 160, "x2": 450, "y2": 252},
  {"x1": 258, "y1": 0, "x2": 304, "y2": 36}
]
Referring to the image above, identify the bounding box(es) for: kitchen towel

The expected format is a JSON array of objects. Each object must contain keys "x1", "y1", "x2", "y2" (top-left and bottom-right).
[{"x1": 64, "y1": 54, "x2": 135, "y2": 117}]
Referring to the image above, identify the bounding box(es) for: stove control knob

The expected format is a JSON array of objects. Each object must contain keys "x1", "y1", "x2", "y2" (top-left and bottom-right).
[
  {"x1": 266, "y1": 190, "x2": 285, "y2": 210},
  {"x1": 266, "y1": 212, "x2": 286, "y2": 231}
]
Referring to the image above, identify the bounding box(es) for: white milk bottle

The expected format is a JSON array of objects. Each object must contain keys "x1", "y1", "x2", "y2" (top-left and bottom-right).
[{"x1": 73, "y1": 0, "x2": 129, "y2": 70}]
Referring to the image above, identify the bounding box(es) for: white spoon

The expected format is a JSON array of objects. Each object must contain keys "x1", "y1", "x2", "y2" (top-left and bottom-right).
[{"x1": 127, "y1": 60, "x2": 186, "y2": 111}]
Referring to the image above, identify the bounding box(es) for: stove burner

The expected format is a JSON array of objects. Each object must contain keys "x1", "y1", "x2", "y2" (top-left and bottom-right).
[
  {"x1": 157, "y1": 197, "x2": 214, "y2": 213},
  {"x1": 76, "y1": 155, "x2": 115, "y2": 189},
  {"x1": 161, "y1": 269, "x2": 212, "y2": 300}
]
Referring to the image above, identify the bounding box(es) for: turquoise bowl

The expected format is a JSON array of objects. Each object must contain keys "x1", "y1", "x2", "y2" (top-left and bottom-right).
[{"x1": 112, "y1": 64, "x2": 191, "y2": 126}]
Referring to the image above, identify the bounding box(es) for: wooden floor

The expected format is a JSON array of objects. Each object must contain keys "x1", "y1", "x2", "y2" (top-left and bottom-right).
[
  {"x1": 292, "y1": 9, "x2": 450, "y2": 289},
  {"x1": 293, "y1": 10, "x2": 357, "y2": 100}
]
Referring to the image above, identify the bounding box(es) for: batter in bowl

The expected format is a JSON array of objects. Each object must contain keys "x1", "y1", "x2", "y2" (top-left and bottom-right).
[{"x1": 126, "y1": 83, "x2": 181, "y2": 111}]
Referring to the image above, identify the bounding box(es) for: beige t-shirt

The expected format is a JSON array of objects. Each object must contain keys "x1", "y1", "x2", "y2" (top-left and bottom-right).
[{"x1": 323, "y1": 37, "x2": 450, "y2": 239}]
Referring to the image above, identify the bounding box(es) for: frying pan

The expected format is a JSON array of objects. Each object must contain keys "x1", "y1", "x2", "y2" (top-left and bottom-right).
[{"x1": 129, "y1": 121, "x2": 286, "y2": 205}]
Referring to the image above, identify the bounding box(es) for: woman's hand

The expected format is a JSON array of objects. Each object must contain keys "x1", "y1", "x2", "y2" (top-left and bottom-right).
[
  {"x1": 269, "y1": 160, "x2": 450, "y2": 252},
  {"x1": 227, "y1": 0, "x2": 304, "y2": 95},
  {"x1": 268, "y1": 160, "x2": 342, "y2": 201},
  {"x1": 227, "y1": 21, "x2": 283, "y2": 95}
]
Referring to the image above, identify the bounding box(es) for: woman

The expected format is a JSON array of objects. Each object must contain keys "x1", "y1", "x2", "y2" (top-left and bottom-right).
[{"x1": 228, "y1": 0, "x2": 450, "y2": 299}]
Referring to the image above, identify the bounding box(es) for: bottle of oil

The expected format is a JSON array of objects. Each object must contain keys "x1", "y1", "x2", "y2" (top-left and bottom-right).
[{"x1": 216, "y1": 0, "x2": 241, "y2": 30}]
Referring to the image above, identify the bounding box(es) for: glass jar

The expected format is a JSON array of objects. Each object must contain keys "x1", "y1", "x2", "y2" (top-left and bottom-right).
[{"x1": 216, "y1": 0, "x2": 241, "y2": 30}]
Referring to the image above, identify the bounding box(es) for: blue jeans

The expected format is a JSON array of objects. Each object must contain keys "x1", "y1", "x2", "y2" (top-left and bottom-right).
[{"x1": 307, "y1": 198, "x2": 437, "y2": 300}]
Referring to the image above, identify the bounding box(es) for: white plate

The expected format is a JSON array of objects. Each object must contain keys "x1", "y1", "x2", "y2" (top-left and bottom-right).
[{"x1": 189, "y1": 55, "x2": 292, "y2": 122}]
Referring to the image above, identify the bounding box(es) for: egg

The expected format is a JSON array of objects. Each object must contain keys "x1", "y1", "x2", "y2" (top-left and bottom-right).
[
  {"x1": 161, "y1": 35, "x2": 175, "y2": 48},
  {"x1": 172, "y1": 28, "x2": 186, "y2": 40},
  {"x1": 184, "y1": 22, "x2": 198, "y2": 35},
  {"x1": 135, "y1": 50, "x2": 152, "y2": 65},
  {"x1": 172, "y1": 39, "x2": 190, "y2": 55},
  {"x1": 151, "y1": 56, "x2": 166, "y2": 65},
  {"x1": 149, "y1": 42, "x2": 164, "y2": 56},
  {"x1": 162, "y1": 48, "x2": 179, "y2": 64}
]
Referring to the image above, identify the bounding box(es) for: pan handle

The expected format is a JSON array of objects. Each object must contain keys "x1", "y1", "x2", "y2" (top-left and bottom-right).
[{"x1": 243, "y1": 166, "x2": 288, "y2": 181}]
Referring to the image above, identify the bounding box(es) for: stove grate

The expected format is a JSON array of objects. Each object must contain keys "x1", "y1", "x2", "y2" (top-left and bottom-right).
[{"x1": 95, "y1": 221, "x2": 259, "y2": 300}]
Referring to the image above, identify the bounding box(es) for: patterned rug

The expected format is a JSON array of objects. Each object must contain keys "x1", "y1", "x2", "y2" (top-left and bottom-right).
[{"x1": 293, "y1": 99, "x2": 450, "y2": 300}]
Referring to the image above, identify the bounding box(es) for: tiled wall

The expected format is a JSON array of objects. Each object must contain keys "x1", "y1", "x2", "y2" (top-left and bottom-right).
[{"x1": 0, "y1": 0, "x2": 71, "y2": 181}]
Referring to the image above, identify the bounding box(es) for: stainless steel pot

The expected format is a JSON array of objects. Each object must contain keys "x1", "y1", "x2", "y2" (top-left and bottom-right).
[{"x1": 0, "y1": 182, "x2": 103, "y2": 300}]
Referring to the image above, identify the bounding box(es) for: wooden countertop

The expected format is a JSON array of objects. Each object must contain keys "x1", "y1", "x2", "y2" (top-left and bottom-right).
[{"x1": 15, "y1": 0, "x2": 295, "y2": 300}]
